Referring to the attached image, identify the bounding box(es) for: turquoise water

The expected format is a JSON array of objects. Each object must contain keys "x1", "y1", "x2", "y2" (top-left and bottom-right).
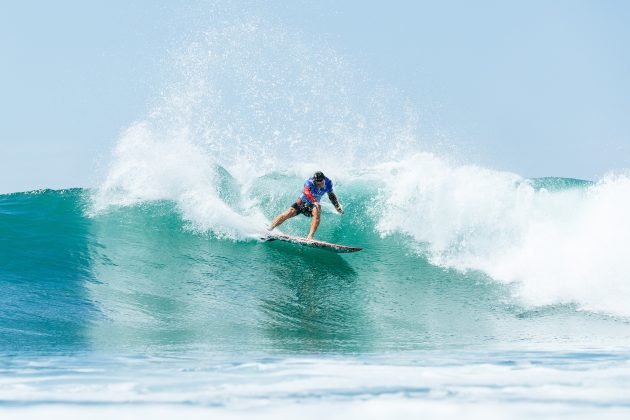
[
  {"x1": 3, "y1": 185, "x2": 630, "y2": 355},
  {"x1": 2, "y1": 183, "x2": 630, "y2": 417}
]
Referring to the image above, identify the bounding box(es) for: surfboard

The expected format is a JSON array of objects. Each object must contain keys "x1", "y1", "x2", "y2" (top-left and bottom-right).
[{"x1": 264, "y1": 233, "x2": 362, "y2": 253}]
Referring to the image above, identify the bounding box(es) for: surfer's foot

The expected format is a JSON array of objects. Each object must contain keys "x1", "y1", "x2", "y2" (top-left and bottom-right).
[
  {"x1": 267, "y1": 225, "x2": 274, "y2": 231},
  {"x1": 306, "y1": 234, "x2": 313, "y2": 240}
]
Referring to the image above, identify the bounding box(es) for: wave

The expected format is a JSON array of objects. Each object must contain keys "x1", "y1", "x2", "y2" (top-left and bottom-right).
[
  {"x1": 2, "y1": 169, "x2": 630, "y2": 355},
  {"x1": 87, "y1": 145, "x2": 630, "y2": 319},
  {"x1": 85, "y1": 18, "x2": 630, "y2": 319},
  {"x1": 7, "y1": 157, "x2": 630, "y2": 323}
]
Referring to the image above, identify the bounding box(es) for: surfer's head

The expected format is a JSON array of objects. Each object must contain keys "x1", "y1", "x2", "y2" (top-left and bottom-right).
[{"x1": 313, "y1": 171, "x2": 325, "y2": 183}]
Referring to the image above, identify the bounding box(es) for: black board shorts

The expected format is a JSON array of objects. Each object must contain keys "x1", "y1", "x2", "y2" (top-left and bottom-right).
[{"x1": 291, "y1": 200, "x2": 315, "y2": 217}]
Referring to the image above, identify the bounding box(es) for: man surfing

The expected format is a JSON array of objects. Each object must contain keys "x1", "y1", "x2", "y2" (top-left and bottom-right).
[{"x1": 268, "y1": 171, "x2": 344, "y2": 240}]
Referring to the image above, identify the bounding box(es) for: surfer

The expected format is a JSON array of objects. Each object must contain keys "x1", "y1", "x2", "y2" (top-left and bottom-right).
[{"x1": 268, "y1": 171, "x2": 344, "y2": 240}]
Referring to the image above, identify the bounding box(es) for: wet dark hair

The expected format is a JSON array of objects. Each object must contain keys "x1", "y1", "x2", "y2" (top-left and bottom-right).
[{"x1": 313, "y1": 171, "x2": 325, "y2": 182}]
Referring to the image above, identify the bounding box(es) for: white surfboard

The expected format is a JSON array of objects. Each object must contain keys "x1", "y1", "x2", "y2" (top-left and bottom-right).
[{"x1": 264, "y1": 233, "x2": 362, "y2": 253}]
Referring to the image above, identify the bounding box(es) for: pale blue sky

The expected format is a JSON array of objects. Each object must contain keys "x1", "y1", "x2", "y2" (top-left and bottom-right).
[{"x1": 2, "y1": 0, "x2": 629, "y2": 193}]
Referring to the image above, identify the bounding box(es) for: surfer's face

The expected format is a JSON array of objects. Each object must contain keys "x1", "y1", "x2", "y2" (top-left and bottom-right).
[{"x1": 315, "y1": 179, "x2": 325, "y2": 187}]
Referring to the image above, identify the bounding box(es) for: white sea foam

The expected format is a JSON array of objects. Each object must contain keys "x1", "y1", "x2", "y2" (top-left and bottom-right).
[
  {"x1": 2, "y1": 353, "x2": 630, "y2": 420},
  {"x1": 376, "y1": 153, "x2": 630, "y2": 317}
]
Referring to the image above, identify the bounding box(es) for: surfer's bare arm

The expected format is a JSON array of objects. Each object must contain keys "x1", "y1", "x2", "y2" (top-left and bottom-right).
[{"x1": 328, "y1": 192, "x2": 344, "y2": 214}]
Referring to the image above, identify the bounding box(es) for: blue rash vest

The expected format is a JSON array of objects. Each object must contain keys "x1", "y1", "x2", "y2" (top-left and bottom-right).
[{"x1": 299, "y1": 177, "x2": 333, "y2": 204}]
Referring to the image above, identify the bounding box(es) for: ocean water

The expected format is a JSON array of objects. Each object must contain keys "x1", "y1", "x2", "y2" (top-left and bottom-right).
[
  {"x1": 3, "y1": 18, "x2": 630, "y2": 419},
  {"x1": 2, "y1": 170, "x2": 630, "y2": 418}
]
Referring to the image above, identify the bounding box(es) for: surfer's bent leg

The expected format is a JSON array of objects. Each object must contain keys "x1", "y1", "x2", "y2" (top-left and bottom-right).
[
  {"x1": 306, "y1": 204, "x2": 320, "y2": 240},
  {"x1": 269, "y1": 207, "x2": 298, "y2": 230}
]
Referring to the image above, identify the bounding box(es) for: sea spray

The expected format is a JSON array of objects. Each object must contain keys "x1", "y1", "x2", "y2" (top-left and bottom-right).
[{"x1": 92, "y1": 19, "x2": 418, "y2": 237}]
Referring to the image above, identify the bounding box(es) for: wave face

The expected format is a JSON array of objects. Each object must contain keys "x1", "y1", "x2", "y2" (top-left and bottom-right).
[{"x1": 3, "y1": 171, "x2": 630, "y2": 354}]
